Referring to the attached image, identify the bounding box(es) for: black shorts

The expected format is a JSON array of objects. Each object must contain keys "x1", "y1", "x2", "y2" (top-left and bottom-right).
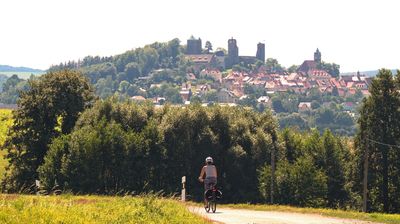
[{"x1": 204, "y1": 177, "x2": 217, "y2": 190}]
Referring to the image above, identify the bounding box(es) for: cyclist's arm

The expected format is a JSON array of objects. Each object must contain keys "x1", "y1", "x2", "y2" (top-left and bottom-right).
[
  {"x1": 199, "y1": 166, "x2": 205, "y2": 181},
  {"x1": 214, "y1": 166, "x2": 218, "y2": 178}
]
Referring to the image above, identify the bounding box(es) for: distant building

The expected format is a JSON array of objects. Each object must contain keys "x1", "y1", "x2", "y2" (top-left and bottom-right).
[
  {"x1": 187, "y1": 37, "x2": 202, "y2": 55},
  {"x1": 200, "y1": 69, "x2": 222, "y2": 82},
  {"x1": 226, "y1": 38, "x2": 239, "y2": 68},
  {"x1": 298, "y1": 48, "x2": 322, "y2": 75},
  {"x1": 225, "y1": 38, "x2": 265, "y2": 68},
  {"x1": 257, "y1": 96, "x2": 270, "y2": 104},
  {"x1": 297, "y1": 60, "x2": 318, "y2": 74},
  {"x1": 217, "y1": 88, "x2": 237, "y2": 103},
  {"x1": 131, "y1": 96, "x2": 146, "y2": 102},
  {"x1": 298, "y1": 102, "x2": 312, "y2": 111},
  {"x1": 185, "y1": 54, "x2": 217, "y2": 72},
  {"x1": 256, "y1": 43, "x2": 265, "y2": 63},
  {"x1": 179, "y1": 82, "x2": 192, "y2": 102},
  {"x1": 314, "y1": 48, "x2": 321, "y2": 63}
]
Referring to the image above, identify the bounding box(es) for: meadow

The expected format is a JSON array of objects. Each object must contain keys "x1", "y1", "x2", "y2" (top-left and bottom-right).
[
  {"x1": 0, "y1": 194, "x2": 209, "y2": 224},
  {"x1": 0, "y1": 109, "x2": 13, "y2": 179}
]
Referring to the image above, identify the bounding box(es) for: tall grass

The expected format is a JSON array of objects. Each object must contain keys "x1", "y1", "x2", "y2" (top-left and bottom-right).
[
  {"x1": 0, "y1": 109, "x2": 13, "y2": 179},
  {"x1": 0, "y1": 194, "x2": 210, "y2": 224}
]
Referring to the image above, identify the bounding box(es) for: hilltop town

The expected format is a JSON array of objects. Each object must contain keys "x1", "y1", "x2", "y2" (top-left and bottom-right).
[
  {"x1": 175, "y1": 37, "x2": 370, "y2": 107},
  {"x1": 125, "y1": 36, "x2": 368, "y2": 123}
]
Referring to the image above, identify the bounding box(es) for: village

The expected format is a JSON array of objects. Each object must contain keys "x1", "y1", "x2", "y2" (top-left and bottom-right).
[{"x1": 131, "y1": 37, "x2": 371, "y2": 115}]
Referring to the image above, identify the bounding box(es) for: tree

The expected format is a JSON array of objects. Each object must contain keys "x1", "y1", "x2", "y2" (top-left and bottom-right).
[
  {"x1": 205, "y1": 41, "x2": 213, "y2": 54},
  {"x1": 322, "y1": 129, "x2": 348, "y2": 207},
  {"x1": 124, "y1": 62, "x2": 141, "y2": 81},
  {"x1": 281, "y1": 128, "x2": 303, "y2": 163},
  {"x1": 265, "y1": 58, "x2": 284, "y2": 74},
  {"x1": 318, "y1": 62, "x2": 340, "y2": 78},
  {"x1": 288, "y1": 65, "x2": 299, "y2": 73},
  {"x1": 356, "y1": 69, "x2": 400, "y2": 213},
  {"x1": 1, "y1": 70, "x2": 94, "y2": 192},
  {"x1": 2, "y1": 75, "x2": 22, "y2": 92}
]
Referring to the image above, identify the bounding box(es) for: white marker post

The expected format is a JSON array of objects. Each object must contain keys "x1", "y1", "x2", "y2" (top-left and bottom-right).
[{"x1": 181, "y1": 176, "x2": 186, "y2": 202}]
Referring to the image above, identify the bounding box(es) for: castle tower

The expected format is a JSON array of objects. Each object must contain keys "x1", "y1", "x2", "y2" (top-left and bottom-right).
[
  {"x1": 256, "y1": 42, "x2": 265, "y2": 63},
  {"x1": 227, "y1": 38, "x2": 239, "y2": 68},
  {"x1": 186, "y1": 37, "x2": 202, "y2": 55},
  {"x1": 314, "y1": 48, "x2": 321, "y2": 63}
]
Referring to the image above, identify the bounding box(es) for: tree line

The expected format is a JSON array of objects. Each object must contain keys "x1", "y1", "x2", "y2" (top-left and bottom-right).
[{"x1": 1, "y1": 69, "x2": 400, "y2": 213}]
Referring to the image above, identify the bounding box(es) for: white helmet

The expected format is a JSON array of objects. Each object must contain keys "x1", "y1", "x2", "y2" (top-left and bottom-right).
[{"x1": 205, "y1": 157, "x2": 213, "y2": 163}]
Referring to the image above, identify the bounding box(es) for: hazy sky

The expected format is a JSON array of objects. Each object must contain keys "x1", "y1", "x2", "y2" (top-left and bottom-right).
[{"x1": 0, "y1": 0, "x2": 399, "y2": 72}]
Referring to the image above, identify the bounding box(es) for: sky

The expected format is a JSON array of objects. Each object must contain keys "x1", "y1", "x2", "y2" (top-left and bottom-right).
[{"x1": 0, "y1": 0, "x2": 399, "y2": 72}]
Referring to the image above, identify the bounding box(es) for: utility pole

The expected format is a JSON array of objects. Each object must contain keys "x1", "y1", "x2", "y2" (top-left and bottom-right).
[
  {"x1": 271, "y1": 145, "x2": 275, "y2": 204},
  {"x1": 362, "y1": 146, "x2": 369, "y2": 212}
]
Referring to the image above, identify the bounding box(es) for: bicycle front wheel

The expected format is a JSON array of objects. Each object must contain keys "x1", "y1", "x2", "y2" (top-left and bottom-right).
[
  {"x1": 205, "y1": 201, "x2": 211, "y2": 213},
  {"x1": 211, "y1": 201, "x2": 216, "y2": 213}
]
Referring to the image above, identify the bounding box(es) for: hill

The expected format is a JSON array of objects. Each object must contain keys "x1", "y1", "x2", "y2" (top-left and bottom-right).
[
  {"x1": 341, "y1": 69, "x2": 397, "y2": 77},
  {"x1": 0, "y1": 65, "x2": 44, "y2": 73},
  {"x1": 0, "y1": 65, "x2": 45, "y2": 80}
]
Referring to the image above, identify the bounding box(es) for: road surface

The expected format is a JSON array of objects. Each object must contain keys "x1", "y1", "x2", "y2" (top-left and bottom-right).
[{"x1": 189, "y1": 206, "x2": 381, "y2": 224}]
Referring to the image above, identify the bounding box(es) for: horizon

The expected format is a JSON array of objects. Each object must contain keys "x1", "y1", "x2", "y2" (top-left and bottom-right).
[{"x1": 1, "y1": 0, "x2": 399, "y2": 72}]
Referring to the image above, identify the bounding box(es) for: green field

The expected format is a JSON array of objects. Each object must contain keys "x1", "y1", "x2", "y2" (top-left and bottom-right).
[
  {"x1": 223, "y1": 204, "x2": 400, "y2": 224},
  {"x1": 0, "y1": 109, "x2": 13, "y2": 179},
  {"x1": 0, "y1": 194, "x2": 209, "y2": 224},
  {"x1": 0, "y1": 71, "x2": 44, "y2": 80}
]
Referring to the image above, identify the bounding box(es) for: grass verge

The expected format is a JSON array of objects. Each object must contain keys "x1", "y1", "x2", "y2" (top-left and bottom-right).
[
  {"x1": 0, "y1": 194, "x2": 210, "y2": 224},
  {"x1": 223, "y1": 203, "x2": 400, "y2": 224}
]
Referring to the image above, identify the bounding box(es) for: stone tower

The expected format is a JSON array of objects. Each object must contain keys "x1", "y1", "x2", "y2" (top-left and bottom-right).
[
  {"x1": 256, "y1": 42, "x2": 265, "y2": 63},
  {"x1": 314, "y1": 48, "x2": 321, "y2": 63},
  {"x1": 187, "y1": 37, "x2": 202, "y2": 55},
  {"x1": 227, "y1": 38, "x2": 239, "y2": 68}
]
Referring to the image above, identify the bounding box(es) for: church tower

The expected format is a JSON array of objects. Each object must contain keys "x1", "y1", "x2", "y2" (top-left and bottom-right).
[
  {"x1": 314, "y1": 48, "x2": 321, "y2": 63},
  {"x1": 256, "y1": 42, "x2": 265, "y2": 63}
]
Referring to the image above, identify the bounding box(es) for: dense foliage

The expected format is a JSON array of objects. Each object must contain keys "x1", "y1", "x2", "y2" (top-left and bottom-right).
[
  {"x1": 0, "y1": 74, "x2": 7, "y2": 92},
  {"x1": 0, "y1": 109, "x2": 13, "y2": 178},
  {"x1": 266, "y1": 89, "x2": 360, "y2": 136},
  {"x1": 38, "y1": 101, "x2": 279, "y2": 202},
  {"x1": 48, "y1": 38, "x2": 191, "y2": 101},
  {"x1": 0, "y1": 74, "x2": 28, "y2": 104},
  {"x1": 1, "y1": 70, "x2": 94, "y2": 192},
  {"x1": 258, "y1": 128, "x2": 352, "y2": 208},
  {"x1": 355, "y1": 69, "x2": 400, "y2": 213}
]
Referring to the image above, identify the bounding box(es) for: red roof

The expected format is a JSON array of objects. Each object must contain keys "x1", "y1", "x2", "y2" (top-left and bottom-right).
[{"x1": 298, "y1": 60, "x2": 317, "y2": 73}]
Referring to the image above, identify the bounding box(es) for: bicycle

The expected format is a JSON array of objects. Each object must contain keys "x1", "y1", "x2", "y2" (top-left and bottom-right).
[{"x1": 204, "y1": 183, "x2": 221, "y2": 213}]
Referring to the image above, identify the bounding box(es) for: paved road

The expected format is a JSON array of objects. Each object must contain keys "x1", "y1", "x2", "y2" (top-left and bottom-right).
[{"x1": 189, "y1": 206, "x2": 381, "y2": 224}]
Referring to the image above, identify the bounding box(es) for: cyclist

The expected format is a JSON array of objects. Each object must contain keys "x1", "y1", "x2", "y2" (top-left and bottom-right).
[{"x1": 198, "y1": 156, "x2": 217, "y2": 208}]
